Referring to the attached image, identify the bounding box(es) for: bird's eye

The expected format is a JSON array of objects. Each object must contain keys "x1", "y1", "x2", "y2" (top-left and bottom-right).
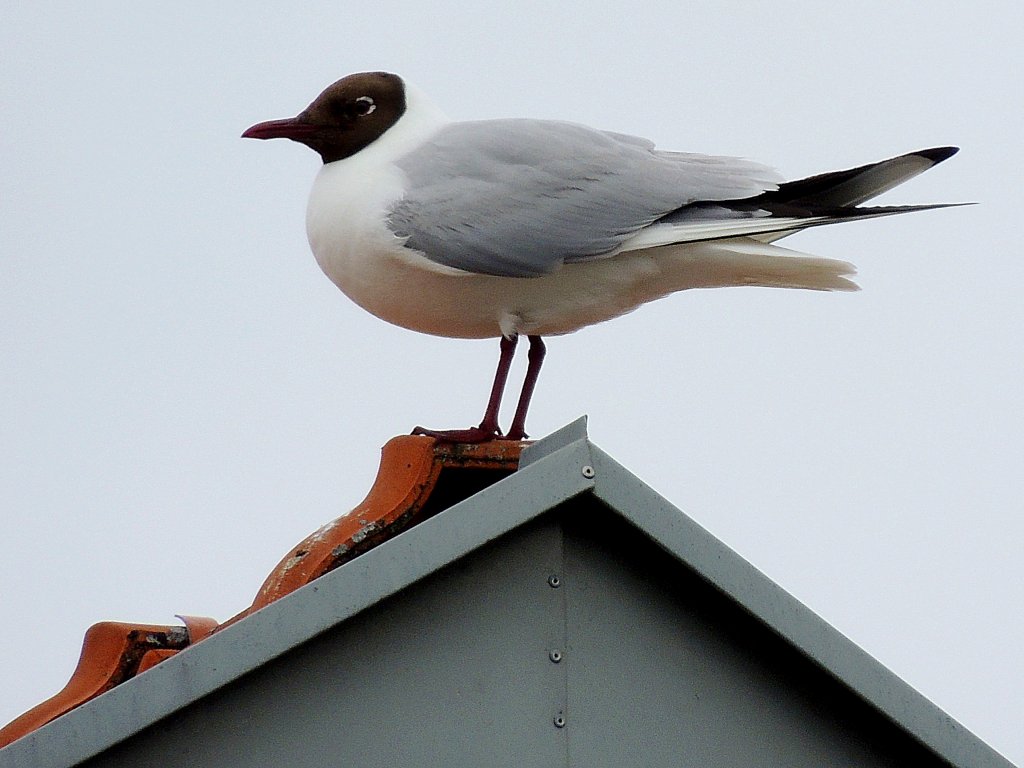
[{"x1": 354, "y1": 96, "x2": 376, "y2": 116}]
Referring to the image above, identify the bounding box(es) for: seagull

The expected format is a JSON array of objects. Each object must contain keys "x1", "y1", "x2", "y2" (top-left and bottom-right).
[{"x1": 242, "y1": 71, "x2": 960, "y2": 442}]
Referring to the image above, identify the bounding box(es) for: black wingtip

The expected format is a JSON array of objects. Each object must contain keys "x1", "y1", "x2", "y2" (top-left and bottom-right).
[{"x1": 914, "y1": 146, "x2": 960, "y2": 165}]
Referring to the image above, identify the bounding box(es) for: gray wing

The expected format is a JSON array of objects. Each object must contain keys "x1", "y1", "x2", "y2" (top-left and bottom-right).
[{"x1": 387, "y1": 119, "x2": 781, "y2": 277}]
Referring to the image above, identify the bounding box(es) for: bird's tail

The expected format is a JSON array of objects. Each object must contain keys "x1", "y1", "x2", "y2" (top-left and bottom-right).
[
  {"x1": 620, "y1": 147, "x2": 965, "y2": 253},
  {"x1": 751, "y1": 145, "x2": 966, "y2": 245},
  {"x1": 759, "y1": 146, "x2": 959, "y2": 208},
  {"x1": 661, "y1": 238, "x2": 860, "y2": 292},
  {"x1": 633, "y1": 146, "x2": 966, "y2": 293}
]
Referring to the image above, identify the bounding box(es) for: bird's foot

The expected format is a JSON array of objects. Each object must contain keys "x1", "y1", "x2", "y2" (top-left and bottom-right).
[{"x1": 411, "y1": 424, "x2": 504, "y2": 444}]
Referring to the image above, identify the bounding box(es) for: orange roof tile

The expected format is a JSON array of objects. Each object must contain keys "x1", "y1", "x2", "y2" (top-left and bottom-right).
[
  {"x1": 0, "y1": 621, "x2": 201, "y2": 747},
  {"x1": 0, "y1": 434, "x2": 525, "y2": 749}
]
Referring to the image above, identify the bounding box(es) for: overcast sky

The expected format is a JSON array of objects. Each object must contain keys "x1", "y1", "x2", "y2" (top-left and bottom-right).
[{"x1": 2, "y1": 1, "x2": 1021, "y2": 762}]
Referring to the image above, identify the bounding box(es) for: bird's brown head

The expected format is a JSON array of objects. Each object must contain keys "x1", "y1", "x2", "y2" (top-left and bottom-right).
[{"x1": 242, "y1": 71, "x2": 406, "y2": 163}]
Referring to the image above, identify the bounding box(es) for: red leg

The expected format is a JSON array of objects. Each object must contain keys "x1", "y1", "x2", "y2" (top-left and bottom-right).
[
  {"x1": 413, "y1": 335, "x2": 518, "y2": 443},
  {"x1": 505, "y1": 335, "x2": 545, "y2": 440},
  {"x1": 477, "y1": 335, "x2": 518, "y2": 434}
]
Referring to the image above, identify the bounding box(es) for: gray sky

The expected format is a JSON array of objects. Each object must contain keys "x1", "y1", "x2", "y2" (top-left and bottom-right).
[{"x1": 2, "y1": 1, "x2": 1021, "y2": 761}]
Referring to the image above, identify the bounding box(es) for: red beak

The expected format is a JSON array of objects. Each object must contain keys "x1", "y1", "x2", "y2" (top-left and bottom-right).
[{"x1": 241, "y1": 117, "x2": 317, "y2": 141}]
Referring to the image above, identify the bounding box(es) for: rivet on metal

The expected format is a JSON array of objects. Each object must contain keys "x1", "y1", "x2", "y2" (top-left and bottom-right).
[
  {"x1": 554, "y1": 712, "x2": 566, "y2": 729},
  {"x1": 581, "y1": 465, "x2": 595, "y2": 479},
  {"x1": 547, "y1": 574, "x2": 561, "y2": 588},
  {"x1": 549, "y1": 649, "x2": 563, "y2": 663}
]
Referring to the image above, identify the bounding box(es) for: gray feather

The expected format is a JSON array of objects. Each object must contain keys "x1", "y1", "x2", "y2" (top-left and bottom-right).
[{"x1": 387, "y1": 119, "x2": 780, "y2": 277}]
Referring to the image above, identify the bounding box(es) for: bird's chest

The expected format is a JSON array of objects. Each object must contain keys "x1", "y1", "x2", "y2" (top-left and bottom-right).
[
  {"x1": 306, "y1": 159, "x2": 405, "y2": 270},
  {"x1": 305, "y1": 160, "x2": 423, "y2": 303},
  {"x1": 304, "y1": 160, "x2": 464, "y2": 331}
]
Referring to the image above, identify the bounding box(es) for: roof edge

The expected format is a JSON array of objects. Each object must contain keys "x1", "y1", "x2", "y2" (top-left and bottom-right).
[
  {"x1": 0, "y1": 422, "x2": 1014, "y2": 768},
  {"x1": 0, "y1": 621, "x2": 200, "y2": 751},
  {"x1": 0, "y1": 428, "x2": 596, "y2": 768},
  {"x1": 588, "y1": 445, "x2": 1016, "y2": 768}
]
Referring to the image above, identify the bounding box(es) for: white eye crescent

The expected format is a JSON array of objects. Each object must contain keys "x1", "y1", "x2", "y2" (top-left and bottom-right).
[{"x1": 355, "y1": 96, "x2": 376, "y2": 115}]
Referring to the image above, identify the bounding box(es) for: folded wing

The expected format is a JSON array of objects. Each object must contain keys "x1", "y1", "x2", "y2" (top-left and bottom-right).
[
  {"x1": 388, "y1": 119, "x2": 781, "y2": 276},
  {"x1": 388, "y1": 124, "x2": 959, "y2": 277}
]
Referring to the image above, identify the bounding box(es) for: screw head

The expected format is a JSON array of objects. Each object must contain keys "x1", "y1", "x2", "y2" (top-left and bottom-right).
[
  {"x1": 581, "y1": 465, "x2": 595, "y2": 479},
  {"x1": 549, "y1": 649, "x2": 562, "y2": 663},
  {"x1": 547, "y1": 574, "x2": 561, "y2": 588},
  {"x1": 554, "y1": 713, "x2": 566, "y2": 728}
]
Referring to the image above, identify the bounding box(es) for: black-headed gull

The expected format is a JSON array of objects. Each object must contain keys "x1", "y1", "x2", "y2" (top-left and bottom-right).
[{"x1": 243, "y1": 71, "x2": 959, "y2": 442}]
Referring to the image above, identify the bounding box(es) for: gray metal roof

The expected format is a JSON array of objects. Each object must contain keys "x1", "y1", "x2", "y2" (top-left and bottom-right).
[{"x1": 0, "y1": 417, "x2": 1014, "y2": 768}]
